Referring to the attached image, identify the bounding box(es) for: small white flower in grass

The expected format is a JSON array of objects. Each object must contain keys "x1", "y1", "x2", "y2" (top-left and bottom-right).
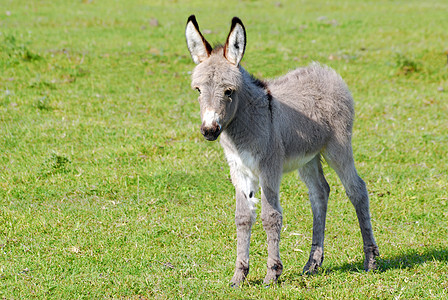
[{"x1": 69, "y1": 246, "x2": 81, "y2": 253}]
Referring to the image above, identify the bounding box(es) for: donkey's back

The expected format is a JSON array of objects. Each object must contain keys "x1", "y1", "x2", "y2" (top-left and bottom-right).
[
  {"x1": 267, "y1": 63, "x2": 355, "y2": 168},
  {"x1": 269, "y1": 62, "x2": 354, "y2": 123}
]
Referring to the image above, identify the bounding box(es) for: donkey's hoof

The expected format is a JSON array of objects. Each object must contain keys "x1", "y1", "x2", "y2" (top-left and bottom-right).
[
  {"x1": 230, "y1": 282, "x2": 240, "y2": 289},
  {"x1": 230, "y1": 268, "x2": 249, "y2": 288},
  {"x1": 263, "y1": 263, "x2": 282, "y2": 286},
  {"x1": 230, "y1": 280, "x2": 243, "y2": 289},
  {"x1": 303, "y1": 246, "x2": 324, "y2": 275},
  {"x1": 303, "y1": 255, "x2": 324, "y2": 275},
  {"x1": 302, "y1": 260, "x2": 321, "y2": 275},
  {"x1": 364, "y1": 245, "x2": 380, "y2": 271},
  {"x1": 263, "y1": 274, "x2": 280, "y2": 286}
]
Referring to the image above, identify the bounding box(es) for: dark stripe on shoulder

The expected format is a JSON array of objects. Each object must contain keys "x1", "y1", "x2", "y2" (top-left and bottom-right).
[{"x1": 267, "y1": 89, "x2": 273, "y2": 122}]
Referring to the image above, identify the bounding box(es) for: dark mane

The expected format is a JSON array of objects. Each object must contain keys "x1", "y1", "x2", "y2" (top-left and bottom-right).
[
  {"x1": 249, "y1": 73, "x2": 267, "y2": 89},
  {"x1": 248, "y1": 73, "x2": 272, "y2": 121}
]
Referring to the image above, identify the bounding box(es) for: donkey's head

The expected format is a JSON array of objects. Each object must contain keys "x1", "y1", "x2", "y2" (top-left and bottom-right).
[{"x1": 185, "y1": 15, "x2": 246, "y2": 141}]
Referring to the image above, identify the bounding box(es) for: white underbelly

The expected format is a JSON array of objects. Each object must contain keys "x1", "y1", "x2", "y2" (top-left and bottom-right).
[{"x1": 282, "y1": 153, "x2": 316, "y2": 173}]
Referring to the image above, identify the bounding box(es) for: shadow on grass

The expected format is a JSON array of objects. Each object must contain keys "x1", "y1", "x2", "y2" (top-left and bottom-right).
[
  {"x1": 243, "y1": 248, "x2": 448, "y2": 287},
  {"x1": 330, "y1": 247, "x2": 448, "y2": 273}
]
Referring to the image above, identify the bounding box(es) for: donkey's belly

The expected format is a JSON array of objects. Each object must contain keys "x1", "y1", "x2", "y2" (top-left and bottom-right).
[{"x1": 282, "y1": 153, "x2": 316, "y2": 173}]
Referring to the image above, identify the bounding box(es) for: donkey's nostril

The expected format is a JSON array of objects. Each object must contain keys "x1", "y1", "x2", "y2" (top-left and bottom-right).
[{"x1": 211, "y1": 120, "x2": 222, "y2": 131}]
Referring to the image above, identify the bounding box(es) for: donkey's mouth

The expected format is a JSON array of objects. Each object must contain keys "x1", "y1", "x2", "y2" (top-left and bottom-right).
[
  {"x1": 201, "y1": 129, "x2": 222, "y2": 141},
  {"x1": 203, "y1": 135, "x2": 219, "y2": 141}
]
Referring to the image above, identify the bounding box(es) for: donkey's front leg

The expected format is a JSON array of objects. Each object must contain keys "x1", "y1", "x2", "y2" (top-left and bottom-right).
[
  {"x1": 231, "y1": 188, "x2": 256, "y2": 287},
  {"x1": 260, "y1": 177, "x2": 283, "y2": 285}
]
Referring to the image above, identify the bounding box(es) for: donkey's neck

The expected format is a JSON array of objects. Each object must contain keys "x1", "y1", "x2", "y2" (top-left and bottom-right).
[
  {"x1": 222, "y1": 67, "x2": 273, "y2": 151},
  {"x1": 239, "y1": 66, "x2": 270, "y2": 99}
]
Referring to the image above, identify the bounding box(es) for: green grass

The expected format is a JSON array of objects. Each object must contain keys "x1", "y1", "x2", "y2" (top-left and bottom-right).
[{"x1": 1, "y1": 0, "x2": 447, "y2": 298}]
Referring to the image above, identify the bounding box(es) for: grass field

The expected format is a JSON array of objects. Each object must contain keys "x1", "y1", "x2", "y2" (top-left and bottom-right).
[{"x1": 1, "y1": 0, "x2": 447, "y2": 298}]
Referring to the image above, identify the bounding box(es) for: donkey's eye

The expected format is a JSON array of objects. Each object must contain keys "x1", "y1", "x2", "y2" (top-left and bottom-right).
[{"x1": 224, "y1": 88, "x2": 233, "y2": 97}]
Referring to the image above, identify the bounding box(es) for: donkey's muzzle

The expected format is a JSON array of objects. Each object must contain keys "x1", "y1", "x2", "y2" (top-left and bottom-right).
[{"x1": 200, "y1": 121, "x2": 221, "y2": 141}]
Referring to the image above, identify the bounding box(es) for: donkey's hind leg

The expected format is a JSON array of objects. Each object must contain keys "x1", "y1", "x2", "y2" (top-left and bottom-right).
[
  {"x1": 299, "y1": 155, "x2": 330, "y2": 274},
  {"x1": 323, "y1": 145, "x2": 379, "y2": 271}
]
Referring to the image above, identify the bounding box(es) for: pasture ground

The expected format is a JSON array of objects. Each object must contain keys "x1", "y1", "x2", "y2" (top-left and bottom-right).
[{"x1": 1, "y1": 0, "x2": 447, "y2": 298}]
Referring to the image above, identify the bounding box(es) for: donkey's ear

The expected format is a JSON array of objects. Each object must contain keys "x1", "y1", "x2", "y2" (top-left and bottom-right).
[
  {"x1": 224, "y1": 17, "x2": 246, "y2": 65},
  {"x1": 185, "y1": 15, "x2": 212, "y2": 64}
]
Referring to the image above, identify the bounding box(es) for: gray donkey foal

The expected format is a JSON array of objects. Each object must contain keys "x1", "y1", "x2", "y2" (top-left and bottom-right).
[{"x1": 185, "y1": 15, "x2": 379, "y2": 286}]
